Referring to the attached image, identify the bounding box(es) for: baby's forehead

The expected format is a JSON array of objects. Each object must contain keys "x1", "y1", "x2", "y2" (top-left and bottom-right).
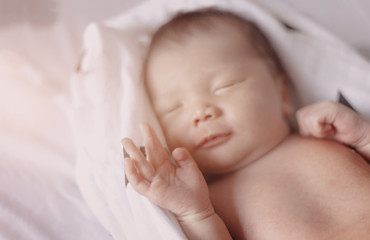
[{"x1": 146, "y1": 23, "x2": 258, "y2": 76}]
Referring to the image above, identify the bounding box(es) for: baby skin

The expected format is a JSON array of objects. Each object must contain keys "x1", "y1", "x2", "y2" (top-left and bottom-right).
[{"x1": 122, "y1": 11, "x2": 370, "y2": 240}]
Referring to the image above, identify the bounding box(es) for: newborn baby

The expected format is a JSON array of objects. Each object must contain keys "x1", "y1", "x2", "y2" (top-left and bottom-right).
[{"x1": 123, "y1": 8, "x2": 370, "y2": 239}]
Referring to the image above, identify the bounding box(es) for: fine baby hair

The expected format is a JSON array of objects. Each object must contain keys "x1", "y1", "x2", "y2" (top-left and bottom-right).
[{"x1": 145, "y1": 8, "x2": 287, "y2": 80}]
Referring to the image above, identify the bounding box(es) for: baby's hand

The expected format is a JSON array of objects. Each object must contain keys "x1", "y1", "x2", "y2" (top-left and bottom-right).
[
  {"x1": 122, "y1": 123, "x2": 214, "y2": 222},
  {"x1": 296, "y1": 101, "x2": 370, "y2": 159}
]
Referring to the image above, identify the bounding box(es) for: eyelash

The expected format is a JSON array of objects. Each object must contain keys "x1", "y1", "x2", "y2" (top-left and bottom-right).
[
  {"x1": 164, "y1": 104, "x2": 182, "y2": 115},
  {"x1": 214, "y1": 79, "x2": 243, "y2": 93}
]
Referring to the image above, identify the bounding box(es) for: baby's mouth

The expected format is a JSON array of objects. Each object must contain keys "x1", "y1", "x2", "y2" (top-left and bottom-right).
[{"x1": 196, "y1": 132, "x2": 232, "y2": 149}]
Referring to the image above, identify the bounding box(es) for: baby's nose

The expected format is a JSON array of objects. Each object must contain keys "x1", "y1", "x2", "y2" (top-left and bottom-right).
[{"x1": 192, "y1": 104, "x2": 221, "y2": 127}]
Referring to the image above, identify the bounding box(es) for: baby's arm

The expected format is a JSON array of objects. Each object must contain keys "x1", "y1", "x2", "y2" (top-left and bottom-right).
[
  {"x1": 296, "y1": 101, "x2": 370, "y2": 160},
  {"x1": 122, "y1": 123, "x2": 232, "y2": 240}
]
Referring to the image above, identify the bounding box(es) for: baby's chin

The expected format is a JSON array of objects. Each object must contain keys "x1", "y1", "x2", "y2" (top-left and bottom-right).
[
  {"x1": 195, "y1": 153, "x2": 245, "y2": 176},
  {"x1": 202, "y1": 166, "x2": 239, "y2": 183},
  {"x1": 196, "y1": 144, "x2": 268, "y2": 175}
]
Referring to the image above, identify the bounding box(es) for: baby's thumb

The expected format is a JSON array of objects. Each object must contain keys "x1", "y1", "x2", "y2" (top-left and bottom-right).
[{"x1": 172, "y1": 148, "x2": 196, "y2": 168}]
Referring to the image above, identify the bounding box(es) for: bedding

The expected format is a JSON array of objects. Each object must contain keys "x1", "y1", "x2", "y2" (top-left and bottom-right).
[
  {"x1": 0, "y1": 0, "x2": 369, "y2": 239},
  {"x1": 0, "y1": 51, "x2": 111, "y2": 240}
]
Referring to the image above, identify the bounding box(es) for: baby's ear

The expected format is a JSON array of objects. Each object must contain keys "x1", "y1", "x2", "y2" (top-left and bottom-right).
[{"x1": 277, "y1": 74, "x2": 294, "y2": 116}]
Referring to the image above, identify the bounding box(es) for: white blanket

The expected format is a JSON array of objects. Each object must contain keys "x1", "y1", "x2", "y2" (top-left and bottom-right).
[
  {"x1": 69, "y1": 0, "x2": 370, "y2": 239},
  {"x1": 0, "y1": 51, "x2": 111, "y2": 240}
]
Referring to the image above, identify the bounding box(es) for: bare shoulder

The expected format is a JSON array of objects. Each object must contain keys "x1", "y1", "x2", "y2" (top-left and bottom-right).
[
  {"x1": 289, "y1": 136, "x2": 370, "y2": 238},
  {"x1": 283, "y1": 134, "x2": 370, "y2": 180},
  {"x1": 280, "y1": 135, "x2": 370, "y2": 215}
]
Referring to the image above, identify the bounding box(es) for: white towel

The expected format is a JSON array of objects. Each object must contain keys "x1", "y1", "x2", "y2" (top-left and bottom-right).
[{"x1": 69, "y1": 0, "x2": 370, "y2": 239}]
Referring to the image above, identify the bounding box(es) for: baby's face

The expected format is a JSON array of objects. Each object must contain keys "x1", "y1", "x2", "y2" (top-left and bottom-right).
[{"x1": 146, "y1": 23, "x2": 291, "y2": 177}]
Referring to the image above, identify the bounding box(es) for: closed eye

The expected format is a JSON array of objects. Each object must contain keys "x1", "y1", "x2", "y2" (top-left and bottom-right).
[
  {"x1": 214, "y1": 79, "x2": 245, "y2": 94},
  {"x1": 163, "y1": 104, "x2": 182, "y2": 116}
]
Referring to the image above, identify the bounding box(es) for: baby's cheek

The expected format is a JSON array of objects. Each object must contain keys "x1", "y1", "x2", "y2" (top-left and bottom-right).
[
  {"x1": 161, "y1": 118, "x2": 194, "y2": 150},
  {"x1": 163, "y1": 127, "x2": 183, "y2": 149},
  {"x1": 166, "y1": 136, "x2": 179, "y2": 151}
]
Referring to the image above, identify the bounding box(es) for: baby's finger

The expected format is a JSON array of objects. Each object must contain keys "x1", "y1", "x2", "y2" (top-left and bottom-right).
[
  {"x1": 297, "y1": 107, "x2": 336, "y2": 138},
  {"x1": 140, "y1": 123, "x2": 170, "y2": 168},
  {"x1": 124, "y1": 157, "x2": 150, "y2": 195},
  {"x1": 122, "y1": 138, "x2": 155, "y2": 181},
  {"x1": 296, "y1": 111, "x2": 312, "y2": 136}
]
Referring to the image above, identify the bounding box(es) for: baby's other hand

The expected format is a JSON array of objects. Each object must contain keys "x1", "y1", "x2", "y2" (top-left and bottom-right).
[
  {"x1": 296, "y1": 101, "x2": 370, "y2": 159},
  {"x1": 122, "y1": 123, "x2": 213, "y2": 221}
]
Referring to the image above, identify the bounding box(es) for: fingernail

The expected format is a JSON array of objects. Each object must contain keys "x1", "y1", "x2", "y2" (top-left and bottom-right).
[
  {"x1": 173, "y1": 148, "x2": 185, "y2": 161},
  {"x1": 121, "y1": 138, "x2": 130, "y2": 146},
  {"x1": 322, "y1": 124, "x2": 334, "y2": 133}
]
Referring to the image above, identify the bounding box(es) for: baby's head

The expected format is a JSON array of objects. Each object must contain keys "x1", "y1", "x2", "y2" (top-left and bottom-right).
[
  {"x1": 144, "y1": 8, "x2": 293, "y2": 178},
  {"x1": 146, "y1": 8, "x2": 287, "y2": 78}
]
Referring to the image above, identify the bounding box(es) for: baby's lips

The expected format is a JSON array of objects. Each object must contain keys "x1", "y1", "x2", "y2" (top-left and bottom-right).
[{"x1": 196, "y1": 132, "x2": 232, "y2": 149}]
